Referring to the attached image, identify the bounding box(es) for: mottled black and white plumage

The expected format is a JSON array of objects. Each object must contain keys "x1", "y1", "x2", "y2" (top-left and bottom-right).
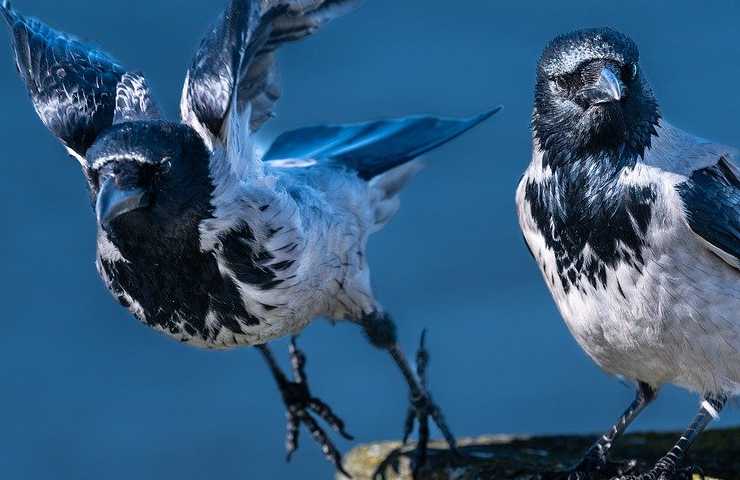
[
  {"x1": 518, "y1": 28, "x2": 739, "y2": 480},
  {"x1": 1, "y1": 0, "x2": 498, "y2": 474}
]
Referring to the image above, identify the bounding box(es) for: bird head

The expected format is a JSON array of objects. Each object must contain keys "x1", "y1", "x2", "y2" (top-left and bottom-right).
[
  {"x1": 87, "y1": 121, "x2": 212, "y2": 238},
  {"x1": 533, "y1": 27, "x2": 660, "y2": 167},
  {"x1": 0, "y1": 0, "x2": 265, "y2": 249}
]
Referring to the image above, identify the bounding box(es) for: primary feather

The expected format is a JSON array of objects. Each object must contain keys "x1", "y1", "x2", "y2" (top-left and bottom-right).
[
  {"x1": 264, "y1": 108, "x2": 500, "y2": 180},
  {"x1": 1, "y1": 1, "x2": 125, "y2": 158},
  {"x1": 677, "y1": 156, "x2": 740, "y2": 269}
]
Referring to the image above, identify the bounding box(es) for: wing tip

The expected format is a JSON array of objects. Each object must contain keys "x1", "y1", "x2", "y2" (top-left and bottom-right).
[{"x1": 472, "y1": 105, "x2": 503, "y2": 124}]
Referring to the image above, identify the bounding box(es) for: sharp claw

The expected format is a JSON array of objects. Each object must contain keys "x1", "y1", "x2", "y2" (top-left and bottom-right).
[
  {"x1": 415, "y1": 329, "x2": 429, "y2": 382},
  {"x1": 302, "y1": 413, "x2": 351, "y2": 478},
  {"x1": 260, "y1": 340, "x2": 352, "y2": 475},
  {"x1": 338, "y1": 464, "x2": 353, "y2": 479},
  {"x1": 372, "y1": 447, "x2": 405, "y2": 480},
  {"x1": 309, "y1": 397, "x2": 354, "y2": 440},
  {"x1": 389, "y1": 329, "x2": 457, "y2": 474}
]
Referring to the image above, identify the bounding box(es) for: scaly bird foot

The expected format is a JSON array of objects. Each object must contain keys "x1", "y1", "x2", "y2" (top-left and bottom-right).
[
  {"x1": 400, "y1": 330, "x2": 458, "y2": 478},
  {"x1": 259, "y1": 338, "x2": 354, "y2": 477},
  {"x1": 614, "y1": 457, "x2": 698, "y2": 480}
]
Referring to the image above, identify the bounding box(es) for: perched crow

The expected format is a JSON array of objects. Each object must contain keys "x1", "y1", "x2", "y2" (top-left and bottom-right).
[
  {"x1": 1, "y1": 0, "x2": 498, "y2": 475},
  {"x1": 518, "y1": 27, "x2": 739, "y2": 480}
]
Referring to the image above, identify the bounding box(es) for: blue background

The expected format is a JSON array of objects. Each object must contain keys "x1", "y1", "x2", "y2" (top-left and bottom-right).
[{"x1": 1, "y1": 1, "x2": 739, "y2": 478}]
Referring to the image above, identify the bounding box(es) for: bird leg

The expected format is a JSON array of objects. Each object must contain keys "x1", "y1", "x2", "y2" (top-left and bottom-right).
[
  {"x1": 579, "y1": 382, "x2": 656, "y2": 471},
  {"x1": 542, "y1": 382, "x2": 656, "y2": 480},
  {"x1": 616, "y1": 394, "x2": 727, "y2": 480},
  {"x1": 257, "y1": 338, "x2": 353, "y2": 477},
  {"x1": 360, "y1": 312, "x2": 457, "y2": 476}
]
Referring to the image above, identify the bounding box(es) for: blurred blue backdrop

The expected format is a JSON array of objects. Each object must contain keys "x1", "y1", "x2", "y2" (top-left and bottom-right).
[{"x1": 1, "y1": 1, "x2": 739, "y2": 478}]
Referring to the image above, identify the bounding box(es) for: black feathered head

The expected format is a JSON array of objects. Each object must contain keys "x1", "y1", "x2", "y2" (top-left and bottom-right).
[
  {"x1": 0, "y1": 0, "x2": 267, "y2": 236},
  {"x1": 86, "y1": 122, "x2": 212, "y2": 240},
  {"x1": 533, "y1": 27, "x2": 660, "y2": 169}
]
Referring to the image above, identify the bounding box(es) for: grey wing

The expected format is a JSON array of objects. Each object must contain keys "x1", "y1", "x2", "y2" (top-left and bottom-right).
[
  {"x1": 677, "y1": 156, "x2": 740, "y2": 269},
  {"x1": 180, "y1": 0, "x2": 360, "y2": 146},
  {"x1": 1, "y1": 2, "x2": 160, "y2": 160}
]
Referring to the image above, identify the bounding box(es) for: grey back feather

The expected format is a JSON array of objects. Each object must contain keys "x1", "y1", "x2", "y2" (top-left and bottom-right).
[{"x1": 645, "y1": 122, "x2": 740, "y2": 269}]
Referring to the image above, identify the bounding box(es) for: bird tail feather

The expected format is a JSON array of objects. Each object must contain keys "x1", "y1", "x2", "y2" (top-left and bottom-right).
[{"x1": 368, "y1": 160, "x2": 424, "y2": 231}]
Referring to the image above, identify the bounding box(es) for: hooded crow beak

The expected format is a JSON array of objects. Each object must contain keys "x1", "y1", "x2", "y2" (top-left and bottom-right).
[
  {"x1": 576, "y1": 66, "x2": 626, "y2": 107},
  {"x1": 592, "y1": 66, "x2": 624, "y2": 104},
  {"x1": 96, "y1": 176, "x2": 150, "y2": 229}
]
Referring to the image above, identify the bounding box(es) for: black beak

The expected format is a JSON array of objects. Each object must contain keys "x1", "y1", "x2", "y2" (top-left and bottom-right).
[
  {"x1": 579, "y1": 66, "x2": 625, "y2": 106},
  {"x1": 96, "y1": 176, "x2": 150, "y2": 229}
]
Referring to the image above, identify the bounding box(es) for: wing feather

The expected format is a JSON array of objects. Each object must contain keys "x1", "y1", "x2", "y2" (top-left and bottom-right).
[
  {"x1": 264, "y1": 108, "x2": 501, "y2": 180},
  {"x1": 677, "y1": 156, "x2": 740, "y2": 269},
  {"x1": 181, "y1": 0, "x2": 360, "y2": 146},
  {"x1": 1, "y1": 2, "x2": 160, "y2": 160}
]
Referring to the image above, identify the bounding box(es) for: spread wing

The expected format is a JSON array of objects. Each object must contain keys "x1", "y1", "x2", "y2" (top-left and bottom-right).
[
  {"x1": 263, "y1": 108, "x2": 501, "y2": 180},
  {"x1": 248, "y1": 0, "x2": 362, "y2": 131},
  {"x1": 1, "y1": 2, "x2": 160, "y2": 162},
  {"x1": 677, "y1": 156, "x2": 740, "y2": 269},
  {"x1": 180, "y1": 0, "x2": 361, "y2": 148}
]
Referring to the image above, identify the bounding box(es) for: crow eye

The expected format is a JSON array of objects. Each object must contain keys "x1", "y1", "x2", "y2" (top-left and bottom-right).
[
  {"x1": 552, "y1": 75, "x2": 570, "y2": 92},
  {"x1": 623, "y1": 63, "x2": 638, "y2": 81},
  {"x1": 160, "y1": 157, "x2": 172, "y2": 173}
]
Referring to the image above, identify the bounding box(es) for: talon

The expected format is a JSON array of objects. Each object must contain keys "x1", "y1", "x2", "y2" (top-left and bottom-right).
[
  {"x1": 394, "y1": 331, "x2": 457, "y2": 470},
  {"x1": 258, "y1": 342, "x2": 353, "y2": 475},
  {"x1": 309, "y1": 397, "x2": 354, "y2": 440},
  {"x1": 417, "y1": 329, "x2": 428, "y2": 359},
  {"x1": 361, "y1": 316, "x2": 457, "y2": 475},
  {"x1": 415, "y1": 329, "x2": 429, "y2": 385}
]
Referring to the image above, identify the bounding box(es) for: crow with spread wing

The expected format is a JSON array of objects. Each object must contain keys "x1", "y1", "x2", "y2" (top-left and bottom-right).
[{"x1": 1, "y1": 0, "x2": 498, "y2": 474}]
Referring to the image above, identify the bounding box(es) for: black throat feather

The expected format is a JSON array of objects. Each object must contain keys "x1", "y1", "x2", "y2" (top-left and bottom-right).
[
  {"x1": 533, "y1": 73, "x2": 661, "y2": 171},
  {"x1": 525, "y1": 100, "x2": 661, "y2": 295},
  {"x1": 93, "y1": 124, "x2": 280, "y2": 345}
]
